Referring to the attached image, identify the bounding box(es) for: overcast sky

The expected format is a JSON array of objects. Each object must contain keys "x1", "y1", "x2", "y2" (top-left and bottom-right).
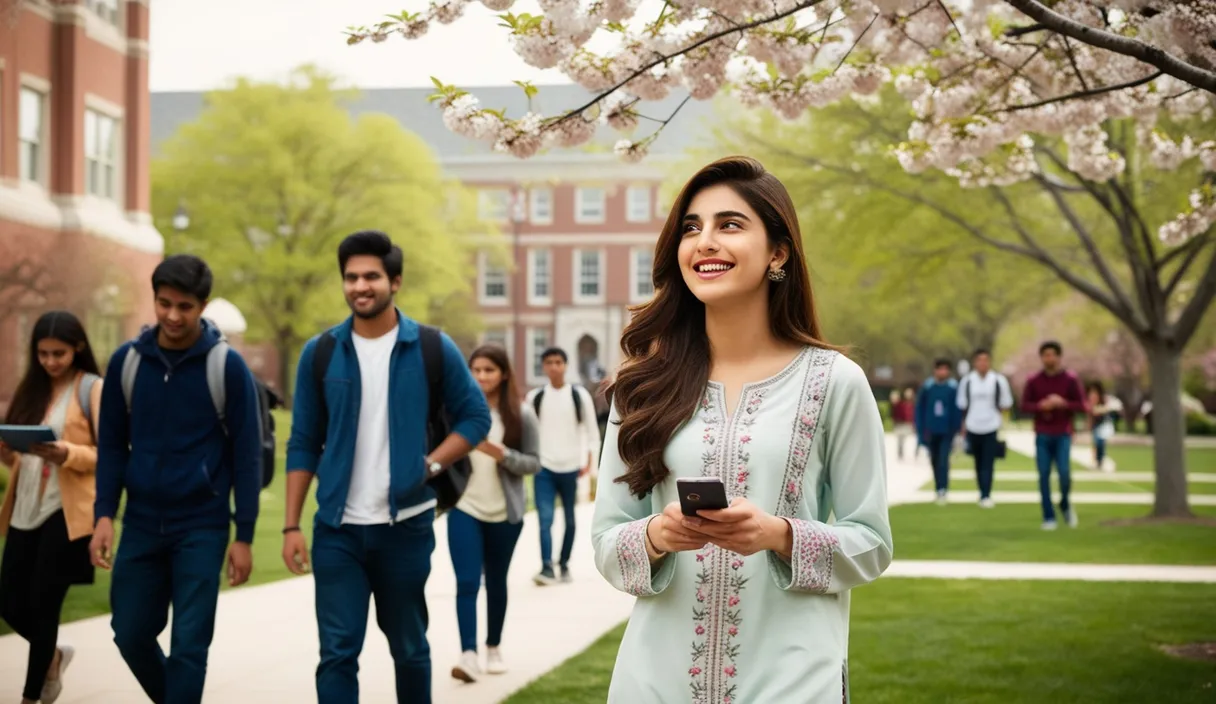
[{"x1": 148, "y1": 0, "x2": 661, "y2": 91}]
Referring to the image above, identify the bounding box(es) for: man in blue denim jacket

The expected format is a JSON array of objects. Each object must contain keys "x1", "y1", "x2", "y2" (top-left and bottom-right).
[
  {"x1": 282, "y1": 231, "x2": 490, "y2": 704},
  {"x1": 915, "y1": 359, "x2": 962, "y2": 504}
]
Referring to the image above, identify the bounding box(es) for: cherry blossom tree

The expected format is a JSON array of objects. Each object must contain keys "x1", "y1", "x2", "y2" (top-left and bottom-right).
[{"x1": 348, "y1": 1, "x2": 1216, "y2": 518}]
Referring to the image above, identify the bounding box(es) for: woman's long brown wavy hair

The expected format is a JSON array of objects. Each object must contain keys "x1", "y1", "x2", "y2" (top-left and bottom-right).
[
  {"x1": 607, "y1": 156, "x2": 836, "y2": 499},
  {"x1": 468, "y1": 344, "x2": 524, "y2": 450}
]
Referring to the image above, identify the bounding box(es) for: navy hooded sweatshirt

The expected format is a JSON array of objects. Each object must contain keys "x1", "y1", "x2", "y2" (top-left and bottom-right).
[{"x1": 94, "y1": 320, "x2": 261, "y2": 543}]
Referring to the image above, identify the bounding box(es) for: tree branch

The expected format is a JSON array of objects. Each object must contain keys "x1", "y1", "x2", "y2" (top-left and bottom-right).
[
  {"x1": 554, "y1": 0, "x2": 828, "y2": 125},
  {"x1": 1164, "y1": 235, "x2": 1214, "y2": 300},
  {"x1": 1173, "y1": 243, "x2": 1216, "y2": 345},
  {"x1": 1004, "y1": 71, "x2": 1163, "y2": 113},
  {"x1": 1003, "y1": 0, "x2": 1216, "y2": 93}
]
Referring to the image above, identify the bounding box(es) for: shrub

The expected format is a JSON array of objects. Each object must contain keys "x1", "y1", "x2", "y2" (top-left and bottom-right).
[{"x1": 1185, "y1": 412, "x2": 1216, "y2": 436}]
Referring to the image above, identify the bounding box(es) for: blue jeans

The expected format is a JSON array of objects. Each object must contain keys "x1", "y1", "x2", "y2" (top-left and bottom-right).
[
  {"x1": 313, "y1": 511, "x2": 436, "y2": 704},
  {"x1": 1035, "y1": 433, "x2": 1073, "y2": 521},
  {"x1": 925, "y1": 434, "x2": 953, "y2": 493},
  {"x1": 110, "y1": 524, "x2": 229, "y2": 704},
  {"x1": 534, "y1": 468, "x2": 578, "y2": 569},
  {"x1": 967, "y1": 432, "x2": 999, "y2": 499},
  {"x1": 1092, "y1": 431, "x2": 1107, "y2": 465},
  {"x1": 446, "y1": 508, "x2": 524, "y2": 652}
]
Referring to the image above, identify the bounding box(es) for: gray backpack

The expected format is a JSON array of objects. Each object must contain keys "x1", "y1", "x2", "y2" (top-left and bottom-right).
[
  {"x1": 77, "y1": 373, "x2": 102, "y2": 441},
  {"x1": 119, "y1": 341, "x2": 231, "y2": 423}
]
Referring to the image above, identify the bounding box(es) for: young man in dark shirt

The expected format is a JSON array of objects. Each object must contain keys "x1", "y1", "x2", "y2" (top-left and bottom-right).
[{"x1": 1020, "y1": 341, "x2": 1088, "y2": 530}]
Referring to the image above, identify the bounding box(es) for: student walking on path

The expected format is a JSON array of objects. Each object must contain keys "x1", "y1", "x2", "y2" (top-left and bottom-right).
[
  {"x1": 283, "y1": 231, "x2": 490, "y2": 704},
  {"x1": 90, "y1": 255, "x2": 263, "y2": 704},
  {"x1": 448, "y1": 345, "x2": 541, "y2": 684},
  {"x1": 525, "y1": 348, "x2": 600, "y2": 586},
  {"x1": 0, "y1": 312, "x2": 102, "y2": 704},
  {"x1": 592, "y1": 157, "x2": 892, "y2": 703},
  {"x1": 916, "y1": 359, "x2": 962, "y2": 504},
  {"x1": 1021, "y1": 341, "x2": 1088, "y2": 530},
  {"x1": 957, "y1": 348, "x2": 1013, "y2": 508}
]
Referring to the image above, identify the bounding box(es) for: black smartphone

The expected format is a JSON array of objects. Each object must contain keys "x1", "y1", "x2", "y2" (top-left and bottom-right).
[{"x1": 677, "y1": 477, "x2": 730, "y2": 516}]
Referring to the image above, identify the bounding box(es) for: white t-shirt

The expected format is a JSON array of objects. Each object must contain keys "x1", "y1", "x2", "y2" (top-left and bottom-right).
[
  {"x1": 342, "y1": 326, "x2": 436, "y2": 525},
  {"x1": 526, "y1": 383, "x2": 600, "y2": 474},
  {"x1": 957, "y1": 371, "x2": 1013, "y2": 435},
  {"x1": 456, "y1": 408, "x2": 507, "y2": 522}
]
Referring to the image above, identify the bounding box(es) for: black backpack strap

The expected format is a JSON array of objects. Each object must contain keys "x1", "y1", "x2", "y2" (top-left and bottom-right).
[
  {"x1": 571, "y1": 384, "x2": 583, "y2": 424},
  {"x1": 532, "y1": 389, "x2": 544, "y2": 419},
  {"x1": 418, "y1": 325, "x2": 444, "y2": 429},
  {"x1": 312, "y1": 331, "x2": 337, "y2": 430}
]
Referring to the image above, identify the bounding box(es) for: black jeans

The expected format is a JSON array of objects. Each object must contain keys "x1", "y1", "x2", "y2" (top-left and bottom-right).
[
  {"x1": 926, "y1": 433, "x2": 953, "y2": 493},
  {"x1": 0, "y1": 511, "x2": 76, "y2": 701},
  {"x1": 967, "y1": 432, "x2": 999, "y2": 499}
]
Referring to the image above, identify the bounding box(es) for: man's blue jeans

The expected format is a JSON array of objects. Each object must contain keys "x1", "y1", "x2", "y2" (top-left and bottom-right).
[
  {"x1": 313, "y1": 510, "x2": 436, "y2": 704},
  {"x1": 446, "y1": 508, "x2": 523, "y2": 652},
  {"x1": 110, "y1": 524, "x2": 229, "y2": 704},
  {"x1": 534, "y1": 468, "x2": 578, "y2": 569},
  {"x1": 1035, "y1": 433, "x2": 1073, "y2": 521},
  {"x1": 926, "y1": 433, "x2": 953, "y2": 493}
]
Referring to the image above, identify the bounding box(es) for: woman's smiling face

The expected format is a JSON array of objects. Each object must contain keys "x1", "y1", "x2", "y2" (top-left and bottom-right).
[{"x1": 677, "y1": 183, "x2": 786, "y2": 307}]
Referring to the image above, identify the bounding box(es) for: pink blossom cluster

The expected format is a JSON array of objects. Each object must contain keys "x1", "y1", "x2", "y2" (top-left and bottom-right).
[
  {"x1": 614, "y1": 138, "x2": 649, "y2": 163},
  {"x1": 428, "y1": 0, "x2": 466, "y2": 25},
  {"x1": 1159, "y1": 190, "x2": 1216, "y2": 246},
  {"x1": 511, "y1": 18, "x2": 577, "y2": 70},
  {"x1": 479, "y1": 0, "x2": 515, "y2": 10},
  {"x1": 493, "y1": 112, "x2": 546, "y2": 159},
  {"x1": 544, "y1": 114, "x2": 598, "y2": 148}
]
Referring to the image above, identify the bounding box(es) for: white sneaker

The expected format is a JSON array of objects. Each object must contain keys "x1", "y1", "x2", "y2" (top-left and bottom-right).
[
  {"x1": 935, "y1": 490, "x2": 948, "y2": 506},
  {"x1": 42, "y1": 644, "x2": 74, "y2": 704},
  {"x1": 486, "y1": 647, "x2": 507, "y2": 675},
  {"x1": 1065, "y1": 508, "x2": 1079, "y2": 528},
  {"x1": 1041, "y1": 520, "x2": 1058, "y2": 531},
  {"x1": 452, "y1": 650, "x2": 481, "y2": 683},
  {"x1": 978, "y1": 497, "x2": 995, "y2": 509}
]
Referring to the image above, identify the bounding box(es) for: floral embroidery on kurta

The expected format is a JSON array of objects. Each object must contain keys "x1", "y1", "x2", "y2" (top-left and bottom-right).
[
  {"x1": 689, "y1": 352, "x2": 808, "y2": 704},
  {"x1": 778, "y1": 349, "x2": 837, "y2": 517},
  {"x1": 616, "y1": 517, "x2": 658, "y2": 597}
]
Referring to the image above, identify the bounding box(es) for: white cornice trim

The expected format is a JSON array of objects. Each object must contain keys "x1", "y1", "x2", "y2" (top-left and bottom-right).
[
  {"x1": 0, "y1": 186, "x2": 163, "y2": 254},
  {"x1": 85, "y1": 92, "x2": 125, "y2": 118},
  {"x1": 127, "y1": 38, "x2": 149, "y2": 59},
  {"x1": 24, "y1": 0, "x2": 54, "y2": 21}
]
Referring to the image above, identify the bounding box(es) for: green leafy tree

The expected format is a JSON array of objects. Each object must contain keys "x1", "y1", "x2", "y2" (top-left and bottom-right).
[{"x1": 152, "y1": 66, "x2": 493, "y2": 397}]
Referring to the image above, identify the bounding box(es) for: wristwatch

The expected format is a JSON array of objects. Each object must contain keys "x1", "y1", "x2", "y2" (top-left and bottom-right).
[{"x1": 427, "y1": 459, "x2": 443, "y2": 476}]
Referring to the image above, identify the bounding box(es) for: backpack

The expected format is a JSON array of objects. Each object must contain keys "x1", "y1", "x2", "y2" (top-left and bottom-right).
[
  {"x1": 119, "y1": 340, "x2": 276, "y2": 490},
  {"x1": 310, "y1": 324, "x2": 471, "y2": 513},
  {"x1": 77, "y1": 373, "x2": 102, "y2": 442},
  {"x1": 531, "y1": 384, "x2": 584, "y2": 424},
  {"x1": 965, "y1": 373, "x2": 1008, "y2": 412}
]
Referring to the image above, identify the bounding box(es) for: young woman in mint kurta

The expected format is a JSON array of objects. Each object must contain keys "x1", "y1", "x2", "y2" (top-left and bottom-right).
[{"x1": 592, "y1": 157, "x2": 893, "y2": 704}]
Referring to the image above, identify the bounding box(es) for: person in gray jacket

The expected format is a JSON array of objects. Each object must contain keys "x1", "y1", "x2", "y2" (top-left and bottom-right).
[{"x1": 448, "y1": 344, "x2": 541, "y2": 684}]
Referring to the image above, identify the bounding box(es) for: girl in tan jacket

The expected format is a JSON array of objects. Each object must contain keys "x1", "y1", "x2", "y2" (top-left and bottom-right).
[{"x1": 0, "y1": 311, "x2": 103, "y2": 704}]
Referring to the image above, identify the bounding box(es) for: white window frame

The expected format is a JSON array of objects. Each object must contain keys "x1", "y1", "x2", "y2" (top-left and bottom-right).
[
  {"x1": 630, "y1": 247, "x2": 655, "y2": 303},
  {"x1": 529, "y1": 187, "x2": 553, "y2": 225},
  {"x1": 572, "y1": 248, "x2": 605, "y2": 305},
  {"x1": 84, "y1": 102, "x2": 122, "y2": 202},
  {"x1": 526, "y1": 326, "x2": 552, "y2": 384},
  {"x1": 527, "y1": 248, "x2": 552, "y2": 306},
  {"x1": 478, "y1": 252, "x2": 509, "y2": 306},
  {"x1": 480, "y1": 328, "x2": 511, "y2": 352},
  {"x1": 88, "y1": 0, "x2": 121, "y2": 26},
  {"x1": 626, "y1": 185, "x2": 652, "y2": 223},
  {"x1": 575, "y1": 186, "x2": 606, "y2": 224},
  {"x1": 477, "y1": 188, "x2": 510, "y2": 223},
  {"x1": 18, "y1": 78, "x2": 50, "y2": 186}
]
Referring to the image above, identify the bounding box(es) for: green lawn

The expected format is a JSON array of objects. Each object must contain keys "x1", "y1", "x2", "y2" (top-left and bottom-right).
[
  {"x1": 1107, "y1": 445, "x2": 1216, "y2": 474},
  {"x1": 935, "y1": 477, "x2": 1216, "y2": 495},
  {"x1": 889, "y1": 502, "x2": 1216, "y2": 564},
  {"x1": 1, "y1": 411, "x2": 318, "y2": 636},
  {"x1": 508, "y1": 579, "x2": 1216, "y2": 703}
]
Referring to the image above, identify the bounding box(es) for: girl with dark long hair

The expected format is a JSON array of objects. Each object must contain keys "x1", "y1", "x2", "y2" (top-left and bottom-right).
[
  {"x1": 591, "y1": 157, "x2": 894, "y2": 702},
  {"x1": 0, "y1": 311, "x2": 103, "y2": 704},
  {"x1": 448, "y1": 344, "x2": 541, "y2": 683}
]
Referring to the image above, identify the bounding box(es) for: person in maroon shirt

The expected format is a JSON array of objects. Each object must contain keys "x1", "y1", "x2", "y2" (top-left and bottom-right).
[
  {"x1": 890, "y1": 387, "x2": 917, "y2": 459},
  {"x1": 1020, "y1": 341, "x2": 1088, "y2": 530}
]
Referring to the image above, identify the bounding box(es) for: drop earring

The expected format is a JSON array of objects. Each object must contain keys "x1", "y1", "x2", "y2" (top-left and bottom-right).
[{"x1": 767, "y1": 267, "x2": 786, "y2": 282}]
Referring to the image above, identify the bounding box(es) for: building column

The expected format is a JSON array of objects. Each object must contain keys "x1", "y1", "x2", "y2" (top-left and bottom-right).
[
  {"x1": 50, "y1": 4, "x2": 86, "y2": 197},
  {"x1": 124, "y1": 0, "x2": 150, "y2": 214}
]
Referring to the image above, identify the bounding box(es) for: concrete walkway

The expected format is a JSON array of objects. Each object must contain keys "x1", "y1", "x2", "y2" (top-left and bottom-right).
[
  {"x1": 887, "y1": 561, "x2": 1216, "y2": 583},
  {"x1": 901, "y1": 490, "x2": 1216, "y2": 506}
]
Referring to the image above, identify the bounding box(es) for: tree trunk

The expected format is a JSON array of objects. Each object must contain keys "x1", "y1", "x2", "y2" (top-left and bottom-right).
[{"x1": 1143, "y1": 342, "x2": 1193, "y2": 518}]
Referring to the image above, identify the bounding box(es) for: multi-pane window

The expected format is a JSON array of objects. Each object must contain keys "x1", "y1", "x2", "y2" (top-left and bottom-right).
[
  {"x1": 575, "y1": 187, "x2": 606, "y2": 223},
  {"x1": 89, "y1": 0, "x2": 120, "y2": 25},
  {"x1": 482, "y1": 329, "x2": 508, "y2": 349},
  {"x1": 478, "y1": 189, "x2": 509, "y2": 222},
  {"x1": 85, "y1": 109, "x2": 119, "y2": 200},
  {"x1": 576, "y1": 250, "x2": 601, "y2": 299},
  {"x1": 481, "y1": 253, "x2": 508, "y2": 303},
  {"x1": 633, "y1": 248, "x2": 654, "y2": 299},
  {"x1": 530, "y1": 327, "x2": 551, "y2": 379},
  {"x1": 530, "y1": 188, "x2": 553, "y2": 224},
  {"x1": 626, "y1": 186, "x2": 652, "y2": 223},
  {"x1": 19, "y1": 88, "x2": 45, "y2": 184},
  {"x1": 529, "y1": 249, "x2": 551, "y2": 302}
]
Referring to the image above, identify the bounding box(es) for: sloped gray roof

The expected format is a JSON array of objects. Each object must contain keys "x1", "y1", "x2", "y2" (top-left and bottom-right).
[{"x1": 150, "y1": 84, "x2": 718, "y2": 161}]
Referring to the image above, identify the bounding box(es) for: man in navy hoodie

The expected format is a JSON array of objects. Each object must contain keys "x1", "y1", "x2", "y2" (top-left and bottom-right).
[
  {"x1": 915, "y1": 359, "x2": 962, "y2": 504},
  {"x1": 282, "y1": 231, "x2": 490, "y2": 704},
  {"x1": 89, "y1": 255, "x2": 262, "y2": 704}
]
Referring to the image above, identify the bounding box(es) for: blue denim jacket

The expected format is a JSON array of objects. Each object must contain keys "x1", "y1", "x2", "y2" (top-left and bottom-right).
[{"x1": 286, "y1": 311, "x2": 491, "y2": 528}]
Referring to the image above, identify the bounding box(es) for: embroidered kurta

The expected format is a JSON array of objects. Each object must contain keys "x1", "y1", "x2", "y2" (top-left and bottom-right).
[{"x1": 592, "y1": 347, "x2": 893, "y2": 704}]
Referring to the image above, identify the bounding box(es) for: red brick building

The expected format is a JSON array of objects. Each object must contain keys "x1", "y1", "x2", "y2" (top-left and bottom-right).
[{"x1": 0, "y1": 0, "x2": 161, "y2": 409}]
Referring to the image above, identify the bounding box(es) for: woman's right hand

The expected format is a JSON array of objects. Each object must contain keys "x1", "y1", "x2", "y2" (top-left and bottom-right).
[{"x1": 648, "y1": 501, "x2": 712, "y2": 554}]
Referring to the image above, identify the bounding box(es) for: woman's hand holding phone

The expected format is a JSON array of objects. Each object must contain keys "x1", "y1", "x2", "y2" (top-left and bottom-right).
[
  {"x1": 683, "y1": 498, "x2": 793, "y2": 558},
  {"x1": 648, "y1": 502, "x2": 714, "y2": 555}
]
